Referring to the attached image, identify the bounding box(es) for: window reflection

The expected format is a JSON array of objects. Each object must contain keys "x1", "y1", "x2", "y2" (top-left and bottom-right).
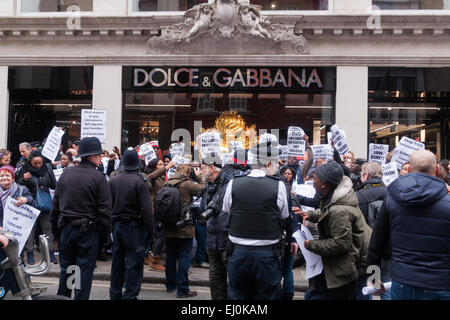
[
  {"x1": 373, "y1": 0, "x2": 450, "y2": 10},
  {"x1": 132, "y1": 0, "x2": 328, "y2": 12}
]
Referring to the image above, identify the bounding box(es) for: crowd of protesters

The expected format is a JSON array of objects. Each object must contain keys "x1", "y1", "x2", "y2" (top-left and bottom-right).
[{"x1": 0, "y1": 132, "x2": 449, "y2": 301}]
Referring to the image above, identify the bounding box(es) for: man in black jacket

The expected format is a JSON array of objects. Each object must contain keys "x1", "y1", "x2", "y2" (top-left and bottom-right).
[
  {"x1": 50, "y1": 137, "x2": 112, "y2": 300},
  {"x1": 108, "y1": 148, "x2": 154, "y2": 300}
]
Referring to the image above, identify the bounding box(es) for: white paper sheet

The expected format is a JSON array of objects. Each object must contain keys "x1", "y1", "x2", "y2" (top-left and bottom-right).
[
  {"x1": 369, "y1": 143, "x2": 389, "y2": 165},
  {"x1": 330, "y1": 124, "x2": 349, "y2": 155},
  {"x1": 81, "y1": 109, "x2": 107, "y2": 144},
  {"x1": 382, "y1": 162, "x2": 399, "y2": 186},
  {"x1": 287, "y1": 126, "x2": 306, "y2": 157},
  {"x1": 41, "y1": 126, "x2": 65, "y2": 162},
  {"x1": 362, "y1": 282, "x2": 392, "y2": 295},
  {"x1": 292, "y1": 225, "x2": 323, "y2": 280},
  {"x1": 391, "y1": 137, "x2": 425, "y2": 170},
  {"x1": 292, "y1": 183, "x2": 316, "y2": 212}
]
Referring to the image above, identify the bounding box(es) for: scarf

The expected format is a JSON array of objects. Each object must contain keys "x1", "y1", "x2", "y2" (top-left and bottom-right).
[{"x1": 1, "y1": 182, "x2": 18, "y2": 208}]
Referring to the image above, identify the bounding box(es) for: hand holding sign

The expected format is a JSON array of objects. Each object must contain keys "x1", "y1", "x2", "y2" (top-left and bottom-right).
[{"x1": 330, "y1": 125, "x2": 349, "y2": 155}]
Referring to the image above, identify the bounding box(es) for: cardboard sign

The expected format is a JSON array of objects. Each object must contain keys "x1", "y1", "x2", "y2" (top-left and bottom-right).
[
  {"x1": 201, "y1": 132, "x2": 221, "y2": 158},
  {"x1": 330, "y1": 125, "x2": 349, "y2": 155},
  {"x1": 53, "y1": 168, "x2": 64, "y2": 182},
  {"x1": 170, "y1": 142, "x2": 185, "y2": 158},
  {"x1": 369, "y1": 144, "x2": 389, "y2": 165},
  {"x1": 2, "y1": 197, "x2": 41, "y2": 255},
  {"x1": 138, "y1": 143, "x2": 158, "y2": 166},
  {"x1": 391, "y1": 137, "x2": 425, "y2": 170},
  {"x1": 382, "y1": 162, "x2": 399, "y2": 186},
  {"x1": 81, "y1": 109, "x2": 107, "y2": 144},
  {"x1": 311, "y1": 144, "x2": 333, "y2": 164},
  {"x1": 287, "y1": 126, "x2": 306, "y2": 157},
  {"x1": 41, "y1": 126, "x2": 65, "y2": 162}
]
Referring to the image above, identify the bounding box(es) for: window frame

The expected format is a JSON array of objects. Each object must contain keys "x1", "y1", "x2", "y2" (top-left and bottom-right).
[
  {"x1": 371, "y1": 0, "x2": 450, "y2": 14},
  {"x1": 16, "y1": 0, "x2": 95, "y2": 17},
  {"x1": 127, "y1": 0, "x2": 333, "y2": 16}
]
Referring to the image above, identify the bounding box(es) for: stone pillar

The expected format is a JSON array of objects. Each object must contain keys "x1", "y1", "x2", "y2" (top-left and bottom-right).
[
  {"x1": 336, "y1": 66, "x2": 368, "y2": 159},
  {"x1": 0, "y1": 66, "x2": 8, "y2": 149},
  {"x1": 92, "y1": 66, "x2": 122, "y2": 153}
]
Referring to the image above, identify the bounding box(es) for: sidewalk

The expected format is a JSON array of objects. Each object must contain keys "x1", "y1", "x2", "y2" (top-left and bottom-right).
[{"x1": 42, "y1": 253, "x2": 309, "y2": 292}]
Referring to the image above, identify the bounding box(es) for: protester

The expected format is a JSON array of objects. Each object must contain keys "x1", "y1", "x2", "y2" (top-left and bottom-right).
[
  {"x1": 15, "y1": 150, "x2": 57, "y2": 264},
  {"x1": 16, "y1": 142, "x2": 32, "y2": 170},
  {"x1": 437, "y1": 159, "x2": 450, "y2": 193},
  {"x1": 0, "y1": 165, "x2": 34, "y2": 228},
  {"x1": 400, "y1": 162, "x2": 410, "y2": 176},
  {"x1": 281, "y1": 166, "x2": 296, "y2": 195},
  {"x1": 287, "y1": 135, "x2": 313, "y2": 186},
  {"x1": 163, "y1": 164, "x2": 204, "y2": 298},
  {"x1": 146, "y1": 157, "x2": 175, "y2": 271},
  {"x1": 71, "y1": 139, "x2": 80, "y2": 152},
  {"x1": 367, "y1": 150, "x2": 450, "y2": 300},
  {"x1": 50, "y1": 137, "x2": 112, "y2": 300},
  {"x1": 0, "y1": 150, "x2": 12, "y2": 167},
  {"x1": 56, "y1": 152, "x2": 73, "y2": 170},
  {"x1": 294, "y1": 161, "x2": 372, "y2": 300},
  {"x1": 72, "y1": 157, "x2": 81, "y2": 166},
  {"x1": 108, "y1": 148, "x2": 154, "y2": 300},
  {"x1": 385, "y1": 151, "x2": 393, "y2": 164},
  {"x1": 223, "y1": 141, "x2": 290, "y2": 300}
]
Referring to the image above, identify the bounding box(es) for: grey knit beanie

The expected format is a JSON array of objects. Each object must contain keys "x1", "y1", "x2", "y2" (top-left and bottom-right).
[{"x1": 315, "y1": 160, "x2": 344, "y2": 188}]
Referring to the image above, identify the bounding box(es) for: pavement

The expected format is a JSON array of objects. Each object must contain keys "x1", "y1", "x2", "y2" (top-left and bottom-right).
[{"x1": 37, "y1": 251, "x2": 309, "y2": 292}]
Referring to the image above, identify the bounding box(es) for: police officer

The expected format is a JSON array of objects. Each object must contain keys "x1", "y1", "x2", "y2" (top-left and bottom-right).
[
  {"x1": 50, "y1": 137, "x2": 112, "y2": 300},
  {"x1": 222, "y1": 141, "x2": 290, "y2": 300},
  {"x1": 108, "y1": 148, "x2": 154, "y2": 300}
]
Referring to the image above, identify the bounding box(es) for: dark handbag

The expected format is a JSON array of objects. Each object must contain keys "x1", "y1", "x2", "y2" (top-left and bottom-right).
[{"x1": 34, "y1": 178, "x2": 52, "y2": 212}]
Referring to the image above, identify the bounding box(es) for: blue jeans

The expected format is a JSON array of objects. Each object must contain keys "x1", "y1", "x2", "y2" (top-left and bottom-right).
[
  {"x1": 228, "y1": 247, "x2": 282, "y2": 300},
  {"x1": 391, "y1": 281, "x2": 450, "y2": 300},
  {"x1": 194, "y1": 224, "x2": 207, "y2": 264},
  {"x1": 165, "y1": 238, "x2": 193, "y2": 296},
  {"x1": 109, "y1": 221, "x2": 146, "y2": 300},
  {"x1": 57, "y1": 224, "x2": 99, "y2": 300},
  {"x1": 282, "y1": 253, "x2": 294, "y2": 299}
]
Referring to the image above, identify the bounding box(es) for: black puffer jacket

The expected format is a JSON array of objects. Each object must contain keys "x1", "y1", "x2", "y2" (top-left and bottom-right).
[
  {"x1": 355, "y1": 177, "x2": 387, "y2": 224},
  {"x1": 16, "y1": 163, "x2": 56, "y2": 199}
]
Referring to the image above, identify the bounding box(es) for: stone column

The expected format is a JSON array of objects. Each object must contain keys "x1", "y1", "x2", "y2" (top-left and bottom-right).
[
  {"x1": 336, "y1": 66, "x2": 368, "y2": 159},
  {"x1": 92, "y1": 66, "x2": 122, "y2": 153}
]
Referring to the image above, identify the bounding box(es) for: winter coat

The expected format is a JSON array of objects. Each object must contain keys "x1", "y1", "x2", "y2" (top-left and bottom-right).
[
  {"x1": 0, "y1": 184, "x2": 34, "y2": 228},
  {"x1": 162, "y1": 173, "x2": 205, "y2": 239},
  {"x1": 147, "y1": 166, "x2": 167, "y2": 203},
  {"x1": 356, "y1": 177, "x2": 387, "y2": 224},
  {"x1": 367, "y1": 173, "x2": 450, "y2": 290},
  {"x1": 305, "y1": 176, "x2": 372, "y2": 289},
  {"x1": 16, "y1": 163, "x2": 56, "y2": 200}
]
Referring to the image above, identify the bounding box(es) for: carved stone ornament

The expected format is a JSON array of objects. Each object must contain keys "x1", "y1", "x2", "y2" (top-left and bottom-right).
[{"x1": 146, "y1": 0, "x2": 309, "y2": 55}]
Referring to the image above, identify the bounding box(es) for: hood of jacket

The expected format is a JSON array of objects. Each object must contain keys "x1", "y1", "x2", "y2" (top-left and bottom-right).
[
  {"x1": 388, "y1": 172, "x2": 448, "y2": 207},
  {"x1": 326, "y1": 175, "x2": 359, "y2": 208},
  {"x1": 167, "y1": 173, "x2": 189, "y2": 185}
]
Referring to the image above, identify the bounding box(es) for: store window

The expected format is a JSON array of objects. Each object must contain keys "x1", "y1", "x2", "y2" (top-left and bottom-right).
[
  {"x1": 372, "y1": 0, "x2": 450, "y2": 10},
  {"x1": 369, "y1": 68, "x2": 450, "y2": 160},
  {"x1": 20, "y1": 0, "x2": 93, "y2": 12},
  {"x1": 122, "y1": 66, "x2": 335, "y2": 153},
  {"x1": 131, "y1": 0, "x2": 328, "y2": 12},
  {"x1": 8, "y1": 66, "x2": 93, "y2": 165}
]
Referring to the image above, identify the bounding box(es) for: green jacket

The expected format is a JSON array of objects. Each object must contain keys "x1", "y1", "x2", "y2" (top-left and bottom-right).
[{"x1": 305, "y1": 176, "x2": 372, "y2": 289}]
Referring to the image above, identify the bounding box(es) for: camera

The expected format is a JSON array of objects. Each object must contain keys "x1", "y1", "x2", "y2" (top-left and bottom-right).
[{"x1": 176, "y1": 198, "x2": 220, "y2": 228}]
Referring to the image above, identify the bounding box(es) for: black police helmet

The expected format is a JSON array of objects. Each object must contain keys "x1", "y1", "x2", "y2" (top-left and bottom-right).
[
  {"x1": 122, "y1": 148, "x2": 140, "y2": 171},
  {"x1": 78, "y1": 137, "x2": 104, "y2": 158}
]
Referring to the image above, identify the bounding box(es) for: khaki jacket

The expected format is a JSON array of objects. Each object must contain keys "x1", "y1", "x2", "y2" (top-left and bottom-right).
[{"x1": 305, "y1": 176, "x2": 372, "y2": 289}]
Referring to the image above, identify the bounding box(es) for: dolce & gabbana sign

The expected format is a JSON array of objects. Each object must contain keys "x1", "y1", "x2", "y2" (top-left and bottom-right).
[{"x1": 123, "y1": 67, "x2": 335, "y2": 92}]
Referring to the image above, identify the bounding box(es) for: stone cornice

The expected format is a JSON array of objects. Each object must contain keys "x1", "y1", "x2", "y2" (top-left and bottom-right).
[
  {"x1": 2, "y1": 55, "x2": 450, "y2": 67},
  {"x1": 0, "y1": 14, "x2": 449, "y2": 39}
]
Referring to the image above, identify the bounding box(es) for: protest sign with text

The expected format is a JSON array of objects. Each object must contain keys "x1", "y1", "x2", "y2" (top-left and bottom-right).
[
  {"x1": 382, "y1": 162, "x2": 399, "y2": 186},
  {"x1": 138, "y1": 143, "x2": 158, "y2": 166},
  {"x1": 201, "y1": 132, "x2": 221, "y2": 158},
  {"x1": 369, "y1": 144, "x2": 389, "y2": 165},
  {"x1": 311, "y1": 144, "x2": 334, "y2": 164},
  {"x1": 170, "y1": 142, "x2": 185, "y2": 158},
  {"x1": 391, "y1": 137, "x2": 425, "y2": 170},
  {"x1": 41, "y1": 126, "x2": 65, "y2": 162},
  {"x1": 330, "y1": 124, "x2": 349, "y2": 155},
  {"x1": 81, "y1": 109, "x2": 107, "y2": 144},
  {"x1": 2, "y1": 198, "x2": 41, "y2": 255},
  {"x1": 287, "y1": 126, "x2": 306, "y2": 157}
]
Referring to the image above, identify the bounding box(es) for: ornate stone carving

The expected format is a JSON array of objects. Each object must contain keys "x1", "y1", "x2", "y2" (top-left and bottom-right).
[{"x1": 147, "y1": 0, "x2": 308, "y2": 55}]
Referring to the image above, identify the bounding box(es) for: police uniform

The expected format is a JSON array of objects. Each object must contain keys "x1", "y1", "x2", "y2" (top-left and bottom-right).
[
  {"x1": 108, "y1": 149, "x2": 154, "y2": 300},
  {"x1": 222, "y1": 142, "x2": 289, "y2": 300},
  {"x1": 50, "y1": 137, "x2": 112, "y2": 300}
]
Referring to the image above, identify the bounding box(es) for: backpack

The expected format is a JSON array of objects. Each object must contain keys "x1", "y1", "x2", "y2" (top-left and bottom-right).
[
  {"x1": 367, "y1": 200, "x2": 383, "y2": 229},
  {"x1": 154, "y1": 182, "x2": 183, "y2": 226}
]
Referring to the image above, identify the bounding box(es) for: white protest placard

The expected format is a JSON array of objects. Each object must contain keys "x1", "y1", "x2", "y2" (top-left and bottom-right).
[
  {"x1": 53, "y1": 168, "x2": 64, "y2": 182},
  {"x1": 41, "y1": 126, "x2": 65, "y2": 162},
  {"x1": 391, "y1": 137, "x2": 425, "y2": 170},
  {"x1": 170, "y1": 142, "x2": 185, "y2": 158},
  {"x1": 259, "y1": 133, "x2": 279, "y2": 145},
  {"x1": 221, "y1": 152, "x2": 234, "y2": 165},
  {"x1": 167, "y1": 155, "x2": 190, "y2": 179},
  {"x1": 2, "y1": 198, "x2": 41, "y2": 255},
  {"x1": 287, "y1": 126, "x2": 306, "y2": 157},
  {"x1": 201, "y1": 132, "x2": 221, "y2": 158},
  {"x1": 369, "y1": 144, "x2": 389, "y2": 165},
  {"x1": 228, "y1": 140, "x2": 243, "y2": 153},
  {"x1": 279, "y1": 145, "x2": 289, "y2": 161},
  {"x1": 81, "y1": 109, "x2": 107, "y2": 144},
  {"x1": 138, "y1": 143, "x2": 158, "y2": 166},
  {"x1": 382, "y1": 162, "x2": 399, "y2": 186},
  {"x1": 311, "y1": 144, "x2": 333, "y2": 164},
  {"x1": 292, "y1": 224, "x2": 323, "y2": 280},
  {"x1": 330, "y1": 125, "x2": 349, "y2": 155},
  {"x1": 292, "y1": 183, "x2": 316, "y2": 212}
]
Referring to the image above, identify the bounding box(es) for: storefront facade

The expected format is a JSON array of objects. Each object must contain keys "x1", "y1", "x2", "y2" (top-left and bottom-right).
[{"x1": 1, "y1": 0, "x2": 449, "y2": 160}]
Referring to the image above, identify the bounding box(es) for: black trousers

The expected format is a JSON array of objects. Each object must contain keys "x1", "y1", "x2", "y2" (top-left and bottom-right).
[{"x1": 109, "y1": 221, "x2": 146, "y2": 300}]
